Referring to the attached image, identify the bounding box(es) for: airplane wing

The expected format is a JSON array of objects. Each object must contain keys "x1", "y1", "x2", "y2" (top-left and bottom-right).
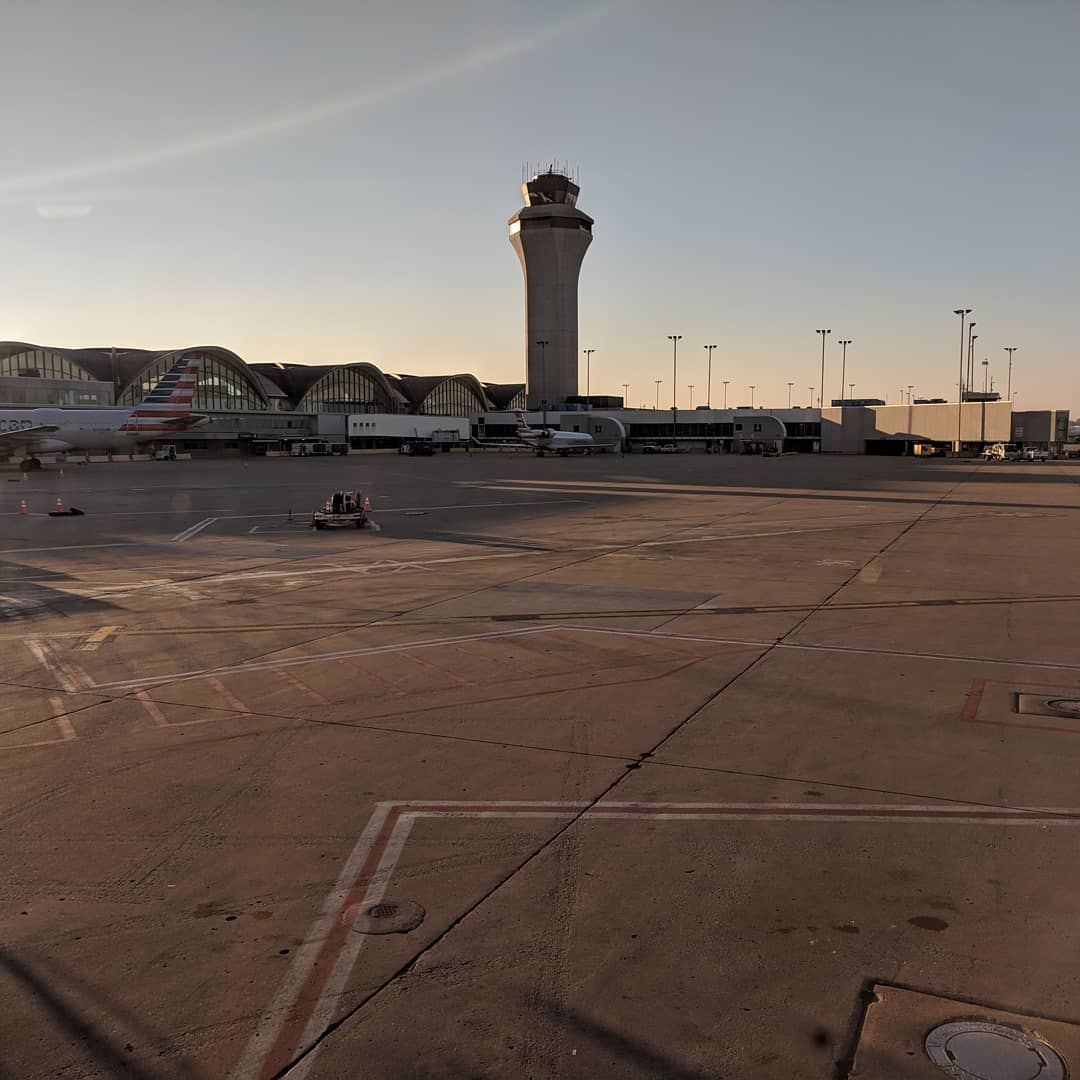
[{"x1": 0, "y1": 425, "x2": 60, "y2": 452}]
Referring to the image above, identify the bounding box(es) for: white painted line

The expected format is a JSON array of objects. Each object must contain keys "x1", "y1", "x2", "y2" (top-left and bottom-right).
[
  {"x1": 0, "y1": 542, "x2": 139, "y2": 555},
  {"x1": 290, "y1": 813, "x2": 417, "y2": 1079},
  {"x1": 375, "y1": 498, "x2": 585, "y2": 514},
  {"x1": 238, "y1": 798, "x2": 1080, "y2": 1079},
  {"x1": 171, "y1": 517, "x2": 217, "y2": 543},
  {"x1": 24, "y1": 639, "x2": 80, "y2": 693},
  {"x1": 84, "y1": 626, "x2": 565, "y2": 692},
  {"x1": 78, "y1": 616, "x2": 1080, "y2": 696},
  {"x1": 228, "y1": 802, "x2": 397, "y2": 1080}
]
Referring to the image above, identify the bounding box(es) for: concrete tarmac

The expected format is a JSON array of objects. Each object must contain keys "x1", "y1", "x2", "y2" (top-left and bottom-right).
[{"x1": 1, "y1": 452, "x2": 1079, "y2": 1079}]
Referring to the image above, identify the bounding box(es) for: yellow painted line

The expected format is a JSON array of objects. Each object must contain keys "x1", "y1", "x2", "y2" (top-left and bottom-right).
[{"x1": 80, "y1": 624, "x2": 121, "y2": 651}]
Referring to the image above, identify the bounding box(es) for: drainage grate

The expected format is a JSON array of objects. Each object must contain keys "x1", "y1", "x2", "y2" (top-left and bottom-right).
[
  {"x1": 349, "y1": 898, "x2": 425, "y2": 935},
  {"x1": 1015, "y1": 694, "x2": 1080, "y2": 721},
  {"x1": 925, "y1": 1020, "x2": 1067, "y2": 1079}
]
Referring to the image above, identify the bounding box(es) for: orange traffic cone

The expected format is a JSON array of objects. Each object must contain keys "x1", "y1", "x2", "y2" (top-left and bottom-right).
[
  {"x1": 363, "y1": 496, "x2": 372, "y2": 513},
  {"x1": 58, "y1": 467, "x2": 64, "y2": 479},
  {"x1": 19, "y1": 499, "x2": 27, "y2": 515},
  {"x1": 55, "y1": 496, "x2": 63, "y2": 513}
]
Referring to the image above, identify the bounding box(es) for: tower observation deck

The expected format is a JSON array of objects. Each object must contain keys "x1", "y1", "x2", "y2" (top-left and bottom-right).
[{"x1": 508, "y1": 169, "x2": 593, "y2": 409}]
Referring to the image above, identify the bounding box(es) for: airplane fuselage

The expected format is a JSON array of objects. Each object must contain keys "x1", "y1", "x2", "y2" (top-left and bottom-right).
[{"x1": 0, "y1": 408, "x2": 161, "y2": 455}]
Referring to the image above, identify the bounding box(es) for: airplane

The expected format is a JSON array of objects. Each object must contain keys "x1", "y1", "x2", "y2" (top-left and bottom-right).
[
  {"x1": 0, "y1": 352, "x2": 207, "y2": 470},
  {"x1": 514, "y1": 410, "x2": 594, "y2": 456}
]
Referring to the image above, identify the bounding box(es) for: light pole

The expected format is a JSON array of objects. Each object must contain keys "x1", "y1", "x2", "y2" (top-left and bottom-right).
[
  {"x1": 748, "y1": 385, "x2": 756, "y2": 408},
  {"x1": 953, "y1": 308, "x2": 971, "y2": 453},
  {"x1": 907, "y1": 384, "x2": 914, "y2": 405},
  {"x1": 655, "y1": 379, "x2": 662, "y2": 410},
  {"x1": 1004, "y1": 347, "x2": 1016, "y2": 400},
  {"x1": 809, "y1": 386, "x2": 815, "y2": 408},
  {"x1": 982, "y1": 358, "x2": 989, "y2": 393},
  {"x1": 704, "y1": 344, "x2": 717, "y2": 408},
  {"x1": 688, "y1": 385, "x2": 695, "y2": 409},
  {"x1": 816, "y1": 329, "x2": 831, "y2": 407},
  {"x1": 838, "y1": 339, "x2": 852, "y2": 403},
  {"x1": 668, "y1": 335, "x2": 681, "y2": 446},
  {"x1": 966, "y1": 321, "x2": 976, "y2": 394},
  {"x1": 722, "y1": 380, "x2": 730, "y2": 408},
  {"x1": 849, "y1": 383, "x2": 855, "y2": 399},
  {"x1": 622, "y1": 382, "x2": 630, "y2": 407},
  {"x1": 787, "y1": 382, "x2": 794, "y2": 408},
  {"x1": 583, "y1": 349, "x2": 595, "y2": 403},
  {"x1": 535, "y1": 339, "x2": 549, "y2": 424}
]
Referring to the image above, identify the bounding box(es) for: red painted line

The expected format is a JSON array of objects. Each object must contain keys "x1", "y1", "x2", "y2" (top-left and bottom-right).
[
  {"x1": 135, "y1": 691, "x2": 169, "y2": 727},
  {"x1": 960, "y1": 677, "x2": 987, "y2": 723},
  {"x1": 546, "y1": 628, "x2": 710, "y2": 667},
  {"x1": 243, "y1": 797, "x2": 1080, "y2": 1078},
  {"x1": 273, "y1": 668, "x2": 330, "y2": 705},
  {"x1": 338, "y1": 658, "x2": 407, "y2": 697},
  {"x1": 209, "y1": 677, "x2": 252, "y2": 714},
  {"x1": 257, "y1": 806, "x2": 406, "y2": 1079},
  {"x1": 402, "y1": 651, "x2": 475, "y2": 686},
  {"x1": 447, "y1": 643, "x2": 537, "y2": 679}
]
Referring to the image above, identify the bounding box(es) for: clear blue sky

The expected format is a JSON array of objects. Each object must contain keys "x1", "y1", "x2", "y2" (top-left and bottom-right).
[{"x1": 2, "y1": 1, "x2": 1076, "y2": 411}]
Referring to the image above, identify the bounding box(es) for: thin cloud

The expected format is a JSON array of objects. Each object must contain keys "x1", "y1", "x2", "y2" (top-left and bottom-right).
[
  {"x1": 36, "y1": 205, "x2": 93, "y2": 219},
  {"x1": 1, "y1": 3, "x2": 625, "y2": 197}
]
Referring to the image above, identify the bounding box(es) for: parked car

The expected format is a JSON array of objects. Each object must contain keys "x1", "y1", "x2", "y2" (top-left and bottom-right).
[{"x1": 1023, "y1": 448, "x2": 1049, "y2": 462}]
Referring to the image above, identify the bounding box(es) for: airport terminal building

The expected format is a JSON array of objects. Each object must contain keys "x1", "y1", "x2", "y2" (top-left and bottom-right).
[{"x1": 0, "y1": 341, "x2": 1068, "y2": 458}]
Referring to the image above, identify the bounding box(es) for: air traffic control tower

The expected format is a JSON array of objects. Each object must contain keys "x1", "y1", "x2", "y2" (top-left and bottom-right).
[{"x1": 509, "y1": 169, "x2": 593, "y2": 408}]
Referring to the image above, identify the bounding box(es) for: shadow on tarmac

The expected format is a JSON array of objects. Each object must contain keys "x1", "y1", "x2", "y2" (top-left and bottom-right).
[{"x1": 0, "y1": 947, "x2": 201, "y2": 1079}]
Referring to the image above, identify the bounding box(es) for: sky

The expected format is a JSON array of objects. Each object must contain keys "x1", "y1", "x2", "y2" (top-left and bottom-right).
[{"x1": 1, "y1": 1, "x2": 1077, "y2": 412}]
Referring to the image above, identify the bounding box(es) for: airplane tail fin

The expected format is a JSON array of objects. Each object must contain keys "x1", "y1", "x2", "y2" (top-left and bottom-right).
[
  {"x1": 121, "y1": 352, "x2": 203, "y2": 432},
  {"x1": 514, "y1": 410, "x2": 531, "y2": 435}
]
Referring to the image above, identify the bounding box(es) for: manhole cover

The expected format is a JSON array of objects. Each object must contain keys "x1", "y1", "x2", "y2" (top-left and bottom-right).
[
  {"x1": 925, "y1": 1020, "x2": 1067, "y2": 1079},
  {"x1": 348, "y1": 898, "x2": 425, "y2": 935},
  {"x1": 1046, "y1": 699, "x2": 1080, "y2": 718}
]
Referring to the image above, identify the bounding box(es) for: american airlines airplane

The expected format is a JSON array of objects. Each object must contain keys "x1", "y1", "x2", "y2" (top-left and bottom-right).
[
  {"x1": 0, "y1": 352, "x2": 207, "y2": 470},
  {"x1": 515, "y1": 410, "x2": 594, "y2": 456}
]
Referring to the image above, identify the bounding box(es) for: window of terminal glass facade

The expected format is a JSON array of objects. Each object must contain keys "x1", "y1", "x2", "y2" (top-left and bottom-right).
[
  {"x1": 296, "y1": 368, "x2": 393, "y2": 413},
  {"x1": 0, "y1": 349, "x2": 96, "y2": 382},
  {"x1": 419, "y1": 379, "x2": 487, "y2": 417},
  {"x1": 118, "y1": 354, "x2": 267, "y2": 412}
]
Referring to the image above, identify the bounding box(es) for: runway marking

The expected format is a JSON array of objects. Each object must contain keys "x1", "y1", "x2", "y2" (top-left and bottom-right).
[
  {"x1": 135, "y1": 690, "x2": 169, "y2": 726},
  {"x1": 0, "y1": 542, "x2": 138, "y2": 555},
  {"x1": 24, "y1": 639, "x2": 89, "y2": 692},
  {"x1": 79, "y1": 625, "x2": 120, "y2": 652},
  {"x1": 401, "y1": 650, "x2": 475, "y2": 686},
  {"x1": 57, "y1": 550, "x2": 540, "y2": 603},
  {"x1": 274, "y1": 667, "x2": 331, "y2": 705},
  {"x1": 0, "y1": 696, "x2": 78, "y2": 751},
  {"x1": 209, "y1": 677, "x2": 252, "y2": 714},
  {"x1": 56, "y1": 620, "x2": 1080, "y2": 698},
  {"x1": 449, "y1": 642, "x2": 537, "y2": 680},
  {"x1": 171, "y1": 517, "x2": 218, "y2": 543},
  {"x1": 233, "y1": 798, "x2": 1080, "y2": 1080},
  {"x1": 335, "y1": 657, "x2": 407, "y2": 697}
]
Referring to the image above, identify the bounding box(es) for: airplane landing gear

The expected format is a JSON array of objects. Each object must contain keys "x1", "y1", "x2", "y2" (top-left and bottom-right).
[{"x1": 19, "y1": 457, "x2": 42, "y2": 471}]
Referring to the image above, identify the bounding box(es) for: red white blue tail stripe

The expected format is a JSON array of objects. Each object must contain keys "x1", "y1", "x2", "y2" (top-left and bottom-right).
[{"x1": 120, "y1": 352, "x2": 202, "y2": 432}]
